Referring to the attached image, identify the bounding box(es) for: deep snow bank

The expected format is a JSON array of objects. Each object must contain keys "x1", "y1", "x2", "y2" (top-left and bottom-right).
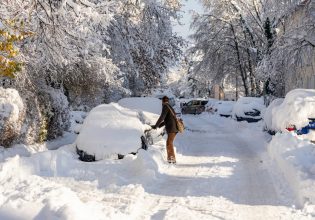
[
  {"x1": 76, "y1": 103, "x2": 147, "y2": 160},
  {"x1": 268, "y1": 132, "x2": 315, "y2": 212},
  {"x1": 0, "y1": 145, "x2": 159, "y2": 220}
]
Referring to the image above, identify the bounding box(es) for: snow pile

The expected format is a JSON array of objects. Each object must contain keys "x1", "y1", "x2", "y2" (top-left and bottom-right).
[
  {"x1": 268, "y1": 132, "x2": 315, "y2": 212},
  {"x1": 271, "y1": 89, "x2": 315, "y2": 131},
  {"x1": 232, "y1": 97, "x2": 265, "y2": 119},
  {"x1": 76, "y1": 103, "x2": 147, "y2": 160},
  {"x1": 118, "y1": 97, "x2": 162, "y2": 115},
  {"x1": 263, "y1": 98, "x2": 284, "y2": 131},
  {"x1": 0, "y1": 145, "x2": 159, "y2": 219},
  {"x1": 0, "y1": 88, "x2": 25, "y2": 147}
]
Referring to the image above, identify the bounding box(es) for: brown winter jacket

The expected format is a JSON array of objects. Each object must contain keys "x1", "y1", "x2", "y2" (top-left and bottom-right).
[{"x1": 154, "y1": 103, "x2": 178, "y2": 134}]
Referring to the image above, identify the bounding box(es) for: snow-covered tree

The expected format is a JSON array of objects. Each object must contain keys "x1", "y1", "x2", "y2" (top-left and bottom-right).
[
  {"x1": 256, "y1": 0, "x2": 315, "y2": 96},
  {"x1": 190, "y1": 0, "x2": 269, "y2": 97},
  {"x1": 0, "y1": 0, "x2": 119, "y2": 143},
  {"x1": 0, "y1": 18, "x2": 32, "y2": 78},
  {"x1": 189, "y1": 0, "x2": 312, "y2": 98},
  {"x1": 107, "y1": 0, "x2": 184, "y2": 96},
  {"x1": 0, "y1": 0, "x2": 184, "y2": 145}
]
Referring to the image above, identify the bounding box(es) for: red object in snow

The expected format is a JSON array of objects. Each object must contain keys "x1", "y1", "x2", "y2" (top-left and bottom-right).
[{"x1": 286, "y1": 125, "x2": 296, "y2": 132}]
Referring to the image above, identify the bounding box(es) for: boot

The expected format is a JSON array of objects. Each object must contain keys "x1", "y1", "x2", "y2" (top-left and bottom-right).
[{"x1": 167, "y1": 156, "x2": 176, "y2": 164}]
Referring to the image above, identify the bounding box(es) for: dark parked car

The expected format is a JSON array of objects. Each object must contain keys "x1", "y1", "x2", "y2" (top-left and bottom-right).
[{"x1": 181, "y1": 100, "x2": 208, "y2": 114}]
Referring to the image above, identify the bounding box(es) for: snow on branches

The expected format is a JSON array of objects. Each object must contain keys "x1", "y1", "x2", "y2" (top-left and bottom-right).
[{"x1": 190, "y1": 0, "x2": 315, "y2": 98}]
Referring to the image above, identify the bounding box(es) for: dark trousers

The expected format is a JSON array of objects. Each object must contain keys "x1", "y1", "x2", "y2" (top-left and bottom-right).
[{"x1": 166, "y1": 133, "x2": 177, "y2": 161}]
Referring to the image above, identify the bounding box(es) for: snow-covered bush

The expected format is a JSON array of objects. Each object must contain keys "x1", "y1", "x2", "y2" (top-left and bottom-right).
[
  {"x1": 0, "y1": 88, "x2": 25, "y2": 147},
  {"x1": 18, "y1": 88, "x2": 70, "y2": 144},
  {"x1": 38, "y1": 88, "x2": 70, "y2": 140},
  {"x1": 270, "y1": 89, "x2": 315, "y2": 132},
  {"x1": 16, "y1": 87, "x2": 70, "y2": 145},
  {"x1": 232, "y1": 97, "x2": 265, "y2": 122},
  {"x1": 76, "y1": 103, "x2": 147, "y2": 160}
]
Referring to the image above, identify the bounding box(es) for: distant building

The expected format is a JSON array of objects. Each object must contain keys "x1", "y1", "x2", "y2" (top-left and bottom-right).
[
  {"x1": 210, "y1": 84, "x2": 225, "y2": 100},
  {"x1": 278, "y1": 0, "x2": 315, "y2": 93}
]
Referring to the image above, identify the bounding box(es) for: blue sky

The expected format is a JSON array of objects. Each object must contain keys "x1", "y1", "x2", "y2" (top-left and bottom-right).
[{"x1": 173, "y1": 0, "x2": 204, "y2": 41}]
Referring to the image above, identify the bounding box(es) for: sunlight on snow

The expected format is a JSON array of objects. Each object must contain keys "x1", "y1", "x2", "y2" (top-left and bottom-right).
[{"x1": 167, "y1": 156, "x2": 239, "y2": 178}]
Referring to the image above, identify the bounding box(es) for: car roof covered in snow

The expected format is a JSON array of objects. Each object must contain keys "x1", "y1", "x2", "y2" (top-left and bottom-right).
[{"x1": 75, "y1": 103, "x2": 146, "y2": 160}]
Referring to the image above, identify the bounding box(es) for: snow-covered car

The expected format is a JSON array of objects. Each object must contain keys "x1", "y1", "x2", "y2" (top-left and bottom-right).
[
  {"x1": 232, "y1": 97, "x2": 265, "y2": 123},
  {"x1": 181, "y1": 99, "x2": 208, "y2": 114},
  {"x1": 204, "y1": 99, "x2": 218, "y2": 113},
  {"x1": 263, "y1": 98, "x2": 284, "y2": 134},
  {"x1": 214, "y1": 101, "x2": 235, "y2": 117},
  {"x1": 75, "y1": 103, "x2": 153, "y2": 162},
  {"x1": 263, "y1": 89, "x2": 315, "y2": 140},
  {"x1": 205, "y1": 99, "x2": 235, "y2": 117}
]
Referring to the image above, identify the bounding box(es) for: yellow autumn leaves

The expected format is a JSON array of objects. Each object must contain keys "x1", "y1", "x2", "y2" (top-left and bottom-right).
[{"x1": 0, "y1": 20, "x2": 31, "y2": 78}]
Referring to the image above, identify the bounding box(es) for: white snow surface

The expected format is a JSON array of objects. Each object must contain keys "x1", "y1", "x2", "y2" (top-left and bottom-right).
[
  {"x1": 264, "y1": 98, "x2": 284, "y2": 131},
  {"x1": 0, "y1": 88, "x2": 24, "y2": 125},
  {"x1": 76, "y1": 103, "x2": 147, "y2": 160},
  {"x1": 118, "y1": 97, "x2": 162, "y2": 115},
  {"x1": 0, "y1": 102, "x2": 314, "y2": 219},
  {"x1": 271, "y1": 89, "x2": 315, "y2": 131},
  {"x1": 268, "y1": 132, "x2": 315, "y2": 213},
  {"x1": 232, "y1": 97, "x2": 265, "y2": 119}
]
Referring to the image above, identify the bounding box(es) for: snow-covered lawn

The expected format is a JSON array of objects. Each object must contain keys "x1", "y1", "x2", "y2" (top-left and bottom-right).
[{"x1": 0, "y1": 101, "x2": 314, "y2": 219}]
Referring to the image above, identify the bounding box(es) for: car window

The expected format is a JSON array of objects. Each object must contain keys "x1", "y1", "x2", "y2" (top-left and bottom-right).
[
  {"x1": 187, "y1": 101, "x2": 193, "y2": 106},
  {"x1": 192, "y1": 100, "x2": 199, "y2": 105},
  {"x1": 201, "y1": 101, "x2": 208, "y2": 105}
]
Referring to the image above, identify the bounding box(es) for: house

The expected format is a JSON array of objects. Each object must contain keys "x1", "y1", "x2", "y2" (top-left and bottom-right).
[
  {"x1": 278, "y1": 0, "x2": 315, "y2": 93},
  {"x1": 210, "y1": 84, "x2": 225, "y2": 100}
]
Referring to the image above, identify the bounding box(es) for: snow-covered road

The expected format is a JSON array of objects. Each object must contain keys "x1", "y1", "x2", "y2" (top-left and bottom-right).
[
  {"x1": 0, "y1": 114, "x2": 312, "y2": 219},
  {"x1": 140, "y1": 115, "x2": 310, "y2": 219}
]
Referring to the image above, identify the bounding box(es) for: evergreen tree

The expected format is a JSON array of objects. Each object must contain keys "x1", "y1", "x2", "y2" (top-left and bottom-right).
[{"x1": 264, "y1": 17, "x2": 274, "y2": 52}]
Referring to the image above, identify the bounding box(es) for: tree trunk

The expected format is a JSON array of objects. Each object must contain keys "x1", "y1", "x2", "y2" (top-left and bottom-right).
[{"x1": 230, "y1": 24, "x2": 249, "y2": 96}]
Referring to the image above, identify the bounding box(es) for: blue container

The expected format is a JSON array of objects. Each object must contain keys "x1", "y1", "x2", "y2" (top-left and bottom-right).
[{"x1": 296, "y1": 127, "x2": 309, "y2": 135}]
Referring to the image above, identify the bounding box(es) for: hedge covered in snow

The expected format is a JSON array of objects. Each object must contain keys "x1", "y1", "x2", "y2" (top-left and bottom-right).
[{"x1": 0, "y1": 87, "x2": 70, "y2": 148}]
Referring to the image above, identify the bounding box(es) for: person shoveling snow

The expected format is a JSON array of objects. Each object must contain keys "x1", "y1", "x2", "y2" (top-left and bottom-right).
[{"x1": 151, "y1": 96, "x2": 179, "y2": 164}]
